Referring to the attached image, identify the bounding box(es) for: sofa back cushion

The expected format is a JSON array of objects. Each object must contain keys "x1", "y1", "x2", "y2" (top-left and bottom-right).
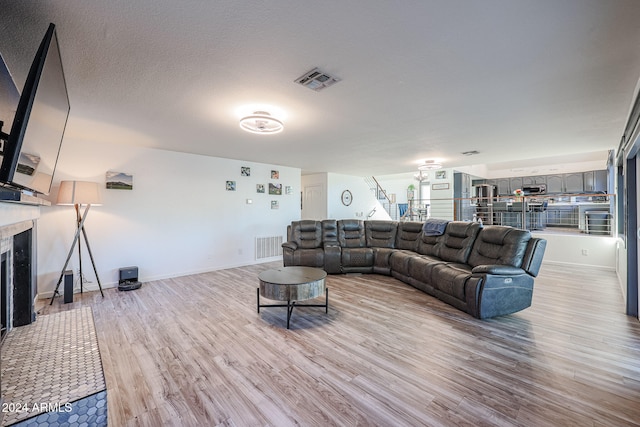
[
  {"x1": 291, "y1": 220, "x2": 322, "y2": 249},
  {"x1": 395, "y1": 221, "x2": 423, "y2": 251},
  {"x1": 338, "y1": 219, "x2": 366, "y2": 248},
  {"x1": 467, "y1": 226, "x2": 531, "y2": 268},
  {"x1": 438, "y1": 221, "x2": 482, "y2": 263},
  {"x1": 365, "y1": 220, "x2": 397, "y2": 248},
  {"x1": 322, "y1": 219, "x2": 338, "y2": 244},
  {"x1": 416, "y1": 232, "x2": 440, "y2": 256}
]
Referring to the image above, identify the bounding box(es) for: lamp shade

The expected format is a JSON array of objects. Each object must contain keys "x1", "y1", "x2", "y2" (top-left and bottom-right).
[{"x1": 56, "y1": 181, "x2": 102, "y2": 206}]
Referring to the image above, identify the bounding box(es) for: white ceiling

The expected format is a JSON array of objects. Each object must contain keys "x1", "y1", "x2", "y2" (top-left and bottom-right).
[{"x1": 1, "y1": 0, "x2": 640, "y2": 177}]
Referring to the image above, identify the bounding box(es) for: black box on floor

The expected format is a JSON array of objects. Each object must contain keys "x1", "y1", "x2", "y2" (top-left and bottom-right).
[
  {"x1": 118, "y1": 266, "x2": 141, "y2": 291},
  {"x1": 63, "y1": 270, "x2": 73, "y2": 303}
]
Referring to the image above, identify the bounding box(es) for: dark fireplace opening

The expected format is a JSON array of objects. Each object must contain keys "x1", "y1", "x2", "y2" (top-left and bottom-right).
[{"x1": 12, "y1": 228, "x2": 34, "y2": 327}]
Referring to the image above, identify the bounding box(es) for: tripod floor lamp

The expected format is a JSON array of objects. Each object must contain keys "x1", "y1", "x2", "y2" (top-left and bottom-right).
[{"x1": 50, "y1": 180, "x2": 104, "y2": 305}]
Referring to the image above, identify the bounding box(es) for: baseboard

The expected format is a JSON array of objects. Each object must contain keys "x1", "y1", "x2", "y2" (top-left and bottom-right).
[{"x1": 542, "y1": 259, "x2": 616, "y2": 271}]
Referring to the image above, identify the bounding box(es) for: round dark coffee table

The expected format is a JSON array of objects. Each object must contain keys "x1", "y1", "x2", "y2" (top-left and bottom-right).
[{"x1": 257, "y1": 266, "x2": 328, "y2": 329}]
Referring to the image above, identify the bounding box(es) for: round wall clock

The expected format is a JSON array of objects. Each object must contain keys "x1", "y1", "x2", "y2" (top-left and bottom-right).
[{"x1": 341, "y1": 189, "x2": 353, "y2": 206}]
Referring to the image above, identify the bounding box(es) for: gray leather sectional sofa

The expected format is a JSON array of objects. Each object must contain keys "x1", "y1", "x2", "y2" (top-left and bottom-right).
[{"x1": 282, "y1": 219, "x2": 547, "y2": 319}]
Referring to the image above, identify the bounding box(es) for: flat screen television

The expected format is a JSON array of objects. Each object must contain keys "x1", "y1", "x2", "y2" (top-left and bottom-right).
[{"x1": 0, "y1": 23, "x2": 69, "y2": 196}]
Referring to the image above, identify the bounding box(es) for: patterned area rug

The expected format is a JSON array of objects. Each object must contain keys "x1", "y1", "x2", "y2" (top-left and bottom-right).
[{"x1": 1, "y1": 307, "x2": 106, "y2": 426}]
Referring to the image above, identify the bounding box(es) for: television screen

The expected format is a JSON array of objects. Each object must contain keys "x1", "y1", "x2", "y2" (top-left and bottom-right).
[
  {"x1": 0, "y1": 54, "x2": 20, "y2": 160},
  {"x1": 0, "y1": 23, "x2": 69, "y2": 195}
]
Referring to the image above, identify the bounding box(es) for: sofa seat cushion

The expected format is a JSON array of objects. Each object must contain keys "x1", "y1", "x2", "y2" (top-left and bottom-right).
[
  {"x1": 341, "y1": 248, "x2": 374, "y2": 268},
  {"x1": 407, "y1": 255, "x2": 445, "y2": 285},
  {"x1": 432, "y1": 263, "x2": 473, "y2": 301},
  {"x1": 287, "y1": 248, "x2": 325, "y2": 268},
  {"x1": 389, "y1": 249, "x2": 421, "y2": 276},
  {"x1": 372, "y1": 247, "x2": 394, "y2": 274}
]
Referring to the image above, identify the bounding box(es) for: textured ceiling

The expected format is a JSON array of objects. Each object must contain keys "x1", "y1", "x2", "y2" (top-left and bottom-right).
[{"x1": 1, "y1": 0, "x2": 640, "y2": 176}]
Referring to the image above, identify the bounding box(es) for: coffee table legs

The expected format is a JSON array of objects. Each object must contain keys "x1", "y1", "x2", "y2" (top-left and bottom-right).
[{"x1": 257, "y1": 288, "x2": 329, "y2": 329}]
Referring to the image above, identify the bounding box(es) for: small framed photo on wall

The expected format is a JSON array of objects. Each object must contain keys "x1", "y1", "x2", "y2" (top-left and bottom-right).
[{"x1": 106, "y1": 171, "x2": 133, "y2": 190}]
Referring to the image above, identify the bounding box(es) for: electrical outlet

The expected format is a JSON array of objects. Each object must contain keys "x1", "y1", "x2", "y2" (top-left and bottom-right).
[{"x1": 581, "y1": 249, "x2": 588, "y2": 256}]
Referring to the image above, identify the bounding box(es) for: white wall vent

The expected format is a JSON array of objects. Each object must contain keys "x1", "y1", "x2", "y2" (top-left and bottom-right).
[
  {"x1": 255, "y1": 236, "x2": 283, "y2": 260},
  {"x1": 294, "y1": 68, "x2": 341, "y2": 91}
]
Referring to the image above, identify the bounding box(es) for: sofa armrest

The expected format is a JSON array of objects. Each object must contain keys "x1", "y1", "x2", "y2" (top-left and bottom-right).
[
  {"x1": 472, "y1": 265, "x2": 527, "y2": 275},
  {"x1": 522, "y1": 237, "x2": 547, "y2": 277},
  {"x1": 282, "y1": 241, "x2": 298, "y2": 251}
]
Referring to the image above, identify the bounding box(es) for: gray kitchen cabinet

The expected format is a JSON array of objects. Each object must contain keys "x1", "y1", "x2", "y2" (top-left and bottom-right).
[
  {"x1": 583, "y1": 171, "x2": 595, "y2": 191},
  {"x1": 495, "y1": 178, "x2": 510, "y2": 195},
  {"x1": 593, "y1": 170, "x2": 607, "y2": 192},
  {"x1": 584, "y1": 170, "x2": 607, "y2": 192},
  {"x1": 522, "y1": 176, "x2": 546, "y2": 186},
  {"x1": 564, "y1": 173, "x2": 584, "y2": 193},
  {"x1": 546, "y1": 175, "x2": 564, "y2": 193},
  {"x1": 510, "y1": 177, "x2": 523, "y2": 193}
]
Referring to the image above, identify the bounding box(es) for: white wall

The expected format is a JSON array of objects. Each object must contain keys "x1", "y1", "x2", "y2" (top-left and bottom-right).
[
  {"x1": 533, "y1": 232, "x2": 616, "y2": 269},
  {"x1": 37, "y1": 137, "x2": 301, "y2": 297},
  {"x1": 327, "y1": 173, "x2": 390, "y2": 220},
  {"x1": 302, "y1": 173, "x2": 390, "y2": 221}
]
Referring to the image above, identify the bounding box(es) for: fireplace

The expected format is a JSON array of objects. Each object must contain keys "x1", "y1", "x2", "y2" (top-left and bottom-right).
[{"x1": 0, "y1": 221, "x2": 36, "y2": 338}]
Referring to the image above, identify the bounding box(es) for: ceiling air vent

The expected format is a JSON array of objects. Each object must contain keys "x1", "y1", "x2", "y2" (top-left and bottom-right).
[{"x1": 294, "y1": 67, "x2": 341, "y2": 92}]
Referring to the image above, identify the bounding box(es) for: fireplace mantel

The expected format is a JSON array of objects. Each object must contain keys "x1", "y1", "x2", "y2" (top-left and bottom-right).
[{"x1": 0, "y1": 194, "x2": 50, "y2": 228}]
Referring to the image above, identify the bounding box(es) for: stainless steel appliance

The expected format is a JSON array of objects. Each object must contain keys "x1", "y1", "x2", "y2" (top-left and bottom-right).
[
  {"x1": 522, "y1": 184, "x2": 546, "y2": 195},
  {"x1": 474, "y1": 184, "x2": 497, "y2": 225}
]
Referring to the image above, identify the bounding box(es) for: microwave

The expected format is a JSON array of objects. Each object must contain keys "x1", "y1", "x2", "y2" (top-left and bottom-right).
[{"x1": 522, "y1": 185, "x2": 546, "y2": 195}]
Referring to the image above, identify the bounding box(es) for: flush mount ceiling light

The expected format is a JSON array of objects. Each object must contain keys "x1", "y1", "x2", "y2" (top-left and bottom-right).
[
  {"x1": 239, "y1": 111, "x2": 284, "y2": 134},
  {"x1": 418, "y1": 160, "x2": 442, "y2": 171}
]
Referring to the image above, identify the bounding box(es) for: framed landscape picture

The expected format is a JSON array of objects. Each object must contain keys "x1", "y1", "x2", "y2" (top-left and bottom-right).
[{"x1": 106, "y1": 171, "x2": 133, "y2": 190}]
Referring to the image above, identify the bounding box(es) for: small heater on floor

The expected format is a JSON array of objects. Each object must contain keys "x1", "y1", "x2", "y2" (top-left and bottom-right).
[{"x1": 118, "y1": 266, "x2": 142, "y2": 291}]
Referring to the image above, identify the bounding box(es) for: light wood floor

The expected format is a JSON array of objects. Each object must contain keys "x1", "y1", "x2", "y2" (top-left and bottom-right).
[{"x1": 37, "y1": 261, "x2": 640, "y2": 426}]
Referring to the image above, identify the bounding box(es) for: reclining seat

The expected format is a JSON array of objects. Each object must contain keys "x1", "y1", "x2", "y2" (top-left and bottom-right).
[
  {"x1": 338, "y1": 219, "x2": 373, "y2": 273},
  {"x1": 389, "y1": 221, "x2": 424, "y2": 282},
  {"x1": 282, "y1": 220, "x2": 324, "y2": 268},
  {"x1": 464, "y1": 226, "x2": 544, "y2": 318},
  {"x1": 365, "y1": 220, "x2": 398, "y2": 275},
  {"x1": 409, "y1": 221, "x2": 480, "y2": 295},
  {"x1": 426, "y1": 222, "x2": 482, "y2": 312}
]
